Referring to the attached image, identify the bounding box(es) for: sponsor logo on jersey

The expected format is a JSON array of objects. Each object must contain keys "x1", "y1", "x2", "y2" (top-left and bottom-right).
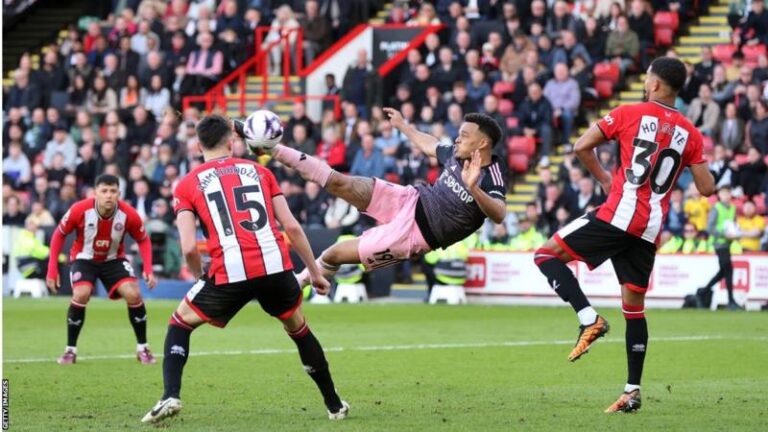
[
  {"x1": 440, "y1": 170, "x2": 474, "y2": 204},
  {"x1": 603, "y1": 114, "x2": 614, "y2": 125},
  {"x1": 95, "y1": 240, "x2": 111, "y2": 248}
]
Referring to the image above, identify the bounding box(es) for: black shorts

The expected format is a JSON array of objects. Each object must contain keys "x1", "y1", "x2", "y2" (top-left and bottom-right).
[
  {"x1": 70, "y1": 258, "x2": 138, "y2": 299},
  {"x1": 553, "y1": 212, "x2": 656, "y2": 293},
  {"x1": 184, "y1": 270, "x2": 302, "y2": 328}
]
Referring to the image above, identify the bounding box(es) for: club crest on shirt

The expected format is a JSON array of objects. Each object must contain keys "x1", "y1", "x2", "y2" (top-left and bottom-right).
[
  {"x1": 114, "y1": 222, "x2": 124, "y2": 232},
  {"x1": 72, "y1": 271, "x2": 82, "y2": 282}
]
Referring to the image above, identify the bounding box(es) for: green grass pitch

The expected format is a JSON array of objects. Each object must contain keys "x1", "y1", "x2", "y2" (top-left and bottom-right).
[{"x1": 3, "y1": 297, "x2": 767, "y2": 431}]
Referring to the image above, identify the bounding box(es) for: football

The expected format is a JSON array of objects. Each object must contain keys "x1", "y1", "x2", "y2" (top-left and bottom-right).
[{"x1": 236, "y1": 109, "x2": 284, "y2": 151}]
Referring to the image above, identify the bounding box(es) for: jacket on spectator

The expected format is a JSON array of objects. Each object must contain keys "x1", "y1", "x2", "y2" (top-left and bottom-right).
[
  {"x1": 605, "y1": 29, "x2": 639, "y2": 59},
  {"x1": 719, "y1": 117, "x2": 745, "y2": 153},
  {"x1": 686, "y1": 98, "x2": 720, "y2": 133},
  {"x1": 43, "y1": 136, "x2": 78, "y2": 171},
  {"x1": 517, "y1": 97, "x2": 553, "y2": 130},
  {"x1": 543, "y1": 78, "x2": 581, "y2": 112}
]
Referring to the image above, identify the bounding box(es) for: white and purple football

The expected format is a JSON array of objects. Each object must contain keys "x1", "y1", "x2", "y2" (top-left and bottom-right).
[{"x1": 240, "y1": 109, "x2": 283, "y2": 151}]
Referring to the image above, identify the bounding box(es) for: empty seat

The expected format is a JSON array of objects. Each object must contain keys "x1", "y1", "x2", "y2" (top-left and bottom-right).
[
  {"x1": 507, "y1": 136, "x2": 536, "y2": 157},
  {"x1": 507, "y1": 154, "x2": 529, "y2": 173},
  {"x1": 498, "y1": 99, "x2": 514, "y2": 117}
]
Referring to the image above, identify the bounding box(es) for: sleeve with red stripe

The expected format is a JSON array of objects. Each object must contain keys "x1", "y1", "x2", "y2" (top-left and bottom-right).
[
  {"x1": 260, "y1": 165, "x2": 284, "y2": 197},
  {"x1": 685, "y1": 126, "x2": 706, "y2": 166},
  {"x1": 124, "y1": 203, "x2": 148, "y2": 242},
  {"x1": 173, "y1": 177, "x2": 195, "y2": 215}
]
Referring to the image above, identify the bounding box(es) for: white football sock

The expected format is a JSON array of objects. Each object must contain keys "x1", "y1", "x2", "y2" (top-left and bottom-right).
[{"x1": 577, "y1": 307, "x2": 598, "y2": 326}]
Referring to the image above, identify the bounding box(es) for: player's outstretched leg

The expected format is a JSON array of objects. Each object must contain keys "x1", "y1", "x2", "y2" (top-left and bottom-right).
[
  {"x1": 117, "y1": 282, "x2": 156, "y2": 364},
  {"x1": 605, "y1": 286, "x2": 646, "y2": 413},
  {"x1": 534, "y1": 240, "x2": 608, "y2": 362},
  {"x1": 142, "y1": 303, "x2": 201, "y2": 423},
  {"x1": 59, "y1": 284, "x2": 93, "y2": 365},
  {"x1": 282, "y1": 308, "x2": 348, "y2": 420},
  {"x1": 270, "y1": 144, "x2": 375, "y2": 211}
]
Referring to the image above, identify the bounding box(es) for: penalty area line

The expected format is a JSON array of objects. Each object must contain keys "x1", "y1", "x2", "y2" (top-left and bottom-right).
[{"x1": 6, "y1": 335, "x2": 759, "y2": 364}]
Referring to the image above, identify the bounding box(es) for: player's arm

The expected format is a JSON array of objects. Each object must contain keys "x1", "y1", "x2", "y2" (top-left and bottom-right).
[
  {"x1": 272, "y1": 194, "x2": 331, "y2": 294},
  {"x1": 128, "y1": 213, "x2": 156, "y2": 289},
  {"x1": 46, "y1": 208, "x2": 77, "y2": 293},
  {"x1": 574, "y1": 124, "x2": 612, "y2": 193},
  {"x1": 689, "y1": 162, "x2": 716, "y2": 197},
  {"x1": 176, "y1": 210, "x2": 203, "y2": 279},
  {"x1": 462, "y1": 150, "x2": 507, "y2": 224},
  {"x1": 383, "y1": 107, "x2": 439, "y2": 158}
]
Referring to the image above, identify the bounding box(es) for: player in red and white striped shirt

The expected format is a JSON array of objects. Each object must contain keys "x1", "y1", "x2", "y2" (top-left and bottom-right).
[
  {"x1": 46, "y1": 174, "x2": 157, "y2": 365},
  {"x1": 533, "y1": 58, "x2": 716, "y2": 412},
  {"x1": 142, "y1": 115, "x2": 348, "y2": 424}
]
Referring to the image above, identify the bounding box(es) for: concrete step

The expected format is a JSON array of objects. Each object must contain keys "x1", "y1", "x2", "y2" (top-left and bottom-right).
[
  {"x1": 506, "y1": 203, "x2": 526, "y2": 213},
  {"x1": 690, "y1": 25, "x2": 731, "y2": 34},
  {"x1": 700, "y1": 16, "x2": 727, "y2": 24},
  {"x1": 679, "y1": 35, "x2": 730, "y2": 45}
]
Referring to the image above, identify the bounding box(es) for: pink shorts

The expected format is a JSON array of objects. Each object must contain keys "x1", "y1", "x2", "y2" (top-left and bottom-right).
[{"x1": 358, "y1": 179, "x2": 432, "y2": 270}]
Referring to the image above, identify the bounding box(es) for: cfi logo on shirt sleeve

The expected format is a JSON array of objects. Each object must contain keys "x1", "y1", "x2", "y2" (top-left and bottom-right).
[{"x1": 603, "y1": 114, "x2": 615, "y2": 125}]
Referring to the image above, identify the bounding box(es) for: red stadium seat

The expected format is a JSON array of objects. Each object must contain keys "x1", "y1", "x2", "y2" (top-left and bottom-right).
[
  {"x1": 506, "y1": 116, "x2": 519, "y2": 130},
  {"x1": 492, "y1": 81, "x2": 515, "y2": 98},
  {"x1": 742, "y1": 44, "x2": 767, "y2": 65},
  {"x1": 702, "y1": 135, "x2": 714, "y2": 154},
  {"x1": 712, "y1": 44, "x2": 737, "y2": 64},
  {"x1": 507, "y1": 136, "x2": 536, "y2": 157},
  {"x1": 508, "y1": 154, "x2": 529, "y2": 173},
  {"x1": 594, "y1": 79, "x2": 614, "y2": 99},
  {"x1": 653, "y1": 11, "x2": 679, "y2": 31},
  {"x1": 384, "y1": 173, "x2": 400, "y2": 184},
  {"x1": 756, "y1": 195, "x2": 767, "y2": 215},
  {"x1": 593, "y1": 62, "x2": 620, "y2": 84},
  {"x1": 654, "y1": 28, "x2": 675, "y2": 47},
  {"x1": 498, "y1": 99, "x2": 514, "y2": 117},
  {"x1": 735, "y1": 154, "x2": 749, "y2": 165}
]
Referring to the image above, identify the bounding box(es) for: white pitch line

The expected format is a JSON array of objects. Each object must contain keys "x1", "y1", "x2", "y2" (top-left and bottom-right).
[{"x1": 7, "y1": 335, "x2": 764, "y2": 364}]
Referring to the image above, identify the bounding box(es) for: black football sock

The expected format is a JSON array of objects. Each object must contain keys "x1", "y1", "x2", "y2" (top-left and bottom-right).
[
  {"x1": 623, "y1": 303, "x2": 648, "y2": 387},
  {"x1": 534, "y1": 248, "x2": 591, "y2": 312},
  {"x1": 127, "y1": 301, "x2": 148, "y2": 345},
  {"x1": 67, "y1": 301, "x2": 87, "y2": 348},
  {"x1": 288, "y1": 321, "x2": 342, "y2": 411},
  {"x1": 163, "y1": 315, "x2": 194, "y2": 399},
  {"x1": 719, "y1": 249, "x2": 735, "y2": 302}
]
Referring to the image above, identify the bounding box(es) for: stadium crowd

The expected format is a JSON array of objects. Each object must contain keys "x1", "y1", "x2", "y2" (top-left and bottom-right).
[{"x1": 3, "y1": 0, "x2": 768, "y2": 282}]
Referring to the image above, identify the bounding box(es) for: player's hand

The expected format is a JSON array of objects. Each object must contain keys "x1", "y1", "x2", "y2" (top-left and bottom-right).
[
  {"x1": 143, "y1": 272, "x2": 157, "y2": 290},
  {"x1": 46, "y1": 275, "x2": 60, "y2": 294},
  {"x1": 309, "y1": 273, "x2": 331, "y2": 295},
  {"x1": 462, "y1": 150, "x2": 482, "y2": 190},
  {"x1": 382, "y1": 107, "x2": 405, "y2": 129}
]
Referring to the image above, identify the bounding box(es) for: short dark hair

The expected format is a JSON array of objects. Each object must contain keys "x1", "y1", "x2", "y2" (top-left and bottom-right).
[
  {"x1": 95, "y1": 174, "x2": 120, "y2": 187},
  {"x1": 649, "y1": 57, "x2": 687, "y2": 93},
  {"x1": 196, "y1": 115, "x2": 232, "y2": 150},
  {"x1": 464, "y1": 113, "x2": 503, "y2": 147}
]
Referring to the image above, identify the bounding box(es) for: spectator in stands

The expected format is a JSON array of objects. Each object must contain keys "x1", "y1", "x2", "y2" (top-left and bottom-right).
[
  {"x1": 434, "y1": 46, "x2": 466, "y2": 93},
  {"x1": 139, "y1": 50, "x2": 168, "y2": 88},
  {"x1": 695, "y1": 45, "x2": 718, "y2": 84},
  {"x1": 408, "y1": 2, "x2": 441, "y2": 26},
  {"x1": 287, "y1": 123, "x2": 317, "y2": 156},
  {"x1": 301, "y1": 181, "x2": 328, "y2": 228},
  {"x1": 322, "y1": 73, "x2": 341, "y2": 112},
  {"x1": 679, "y1": 61, "x2": 703, "y2": 105},
  {"x1": 50, "y1": 179, "x2": 78, "y2": 221},
  {"x1": 605, "y1": 15, "x2": 639, "y2": 75},
  {"x1": 583, "y1": 16, "x2": 607, "y2": 63},
  {"x1": 666, "y1": 187, "x2": 687, "y2": 236},
  {"x1": 422, "y1": 33, "x2": 441, "y2": 68},
  {"x1": 756, "y1": 54, "x2": 768, "y2": 83},
  {"x1": 443, "y1": 103, "x2": 464, "y2": 140},
  {"x1": 710, "y1": 144, "x2": 735, "y2": 189},
  {"x1": 733, "y1": 147, "x2": 767, "y2": 198},
  {"x1": 43, "y1": 123, "x2": 77, "y2": 171},
  {"x1": 686, "y1": 83, "x2": 720, "y2": 137},
  {"x1": 627, "y1": 0, "x2": 653, "y2": 70},
  {"x1": 145, "y1": 74, "x2": 171, "y2": 121},
  {"x1": 544, "y1": 62, "x2": 581, "y2": 145},
  {"x1": 301, "y1": 0, "x2": 331, "y2": 64},
  {"x1": 574, "y1": 177, "x2": 603, "y2": 216},
  {"x1": 721, "y1": 66, "x2": 757, "y2": 107},
  {"x1": 184, "y1": 32, "x2": 223, "y2": 95},
  {"x1": 516, "y1": 82, "x2": 554, "y2": 166},
  {"x1": 130, "y1": 178, "x2": 154, "y2": 220},
  {"x1": 555, "y1": 30, "x2": 593, "y2": 68},
  {"x1": 117, "y1": 35, "x2": 140, "y2": 75},
  {"x1": 25, "y1": 201, "x2": 55, "y2": 228},
  {"x1": 87, "y1": 75, "x2": 118, "y2": 118},
  {"x1": 720, "y1": 102, "x2": 746, "y2": 153},
  {"x1": 3, "y1": 195, "x2": 27, "y2": 227},
  {"x1": 342, "y1": 49, "x2": 379, "y2": 119},
  {"x1": 75, "y1": 142, "x2": 98, "y2": 187},
  {"x1": 316, "y1": 127, "x2": 347, "y2": 172},
  {"x1": 536, "y1": 35, "x2": 559, "y2": 71},
  {"x1": 6, "y1": 70, "x2": 41, "y2": 117},
  {"x1": 547, "y1": 0, "x2": 584, "y2": 40},
  {"x1": 737, "y1": 84, "x2": 764, "y2": 121},
  {"x1": 541, "y1": 183, "x2": 571, "y2": 235},
  {"x1": 3, "y1": 142, "x2": 31, "y2": 189},
  {"x1": 264, "y1": 5, "x2": 300, "y2": 74},
  {"x1": 741, "y1": 0, "x2": 768, "y2": 45},
  {"x1": 125, "y1": 105, "x2": 157, "y2": 149},
  {"x1": 737, "y1": 200, "x2": 766, "y2": 251},
  {"x1": 131, "y1": 20, "x2": 160, "y2": 56},
  {"x1": 350, "y1": 133, "x2": 385, "y2": 179},
  {"x1": 120, "y1": 75, "x2": 146, "y2": 112},
  {"x1": 746, "y1": 100, "x2": 768, "y2": 154}
]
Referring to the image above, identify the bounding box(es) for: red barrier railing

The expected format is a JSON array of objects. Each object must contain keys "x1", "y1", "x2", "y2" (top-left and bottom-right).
[{"x1": 182, "y1": 26, "x2": 303, "y2": 115}]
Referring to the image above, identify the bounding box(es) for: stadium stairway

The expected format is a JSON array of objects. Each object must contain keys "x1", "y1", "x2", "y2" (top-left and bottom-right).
[
  {"x1": 2, "y1": 0, "x2": 91, "y2": 82},
  {"x1": 221, "y1": 4, "x2": 394, "y2": 121},
  {"x1": 505, "y1": 2, "x2": 731, "y2": 216}
]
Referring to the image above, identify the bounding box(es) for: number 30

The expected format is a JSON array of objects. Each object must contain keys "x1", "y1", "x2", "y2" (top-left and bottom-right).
[{"x1": 626, "y1": 138, "x2": 682, "y2": 195}]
